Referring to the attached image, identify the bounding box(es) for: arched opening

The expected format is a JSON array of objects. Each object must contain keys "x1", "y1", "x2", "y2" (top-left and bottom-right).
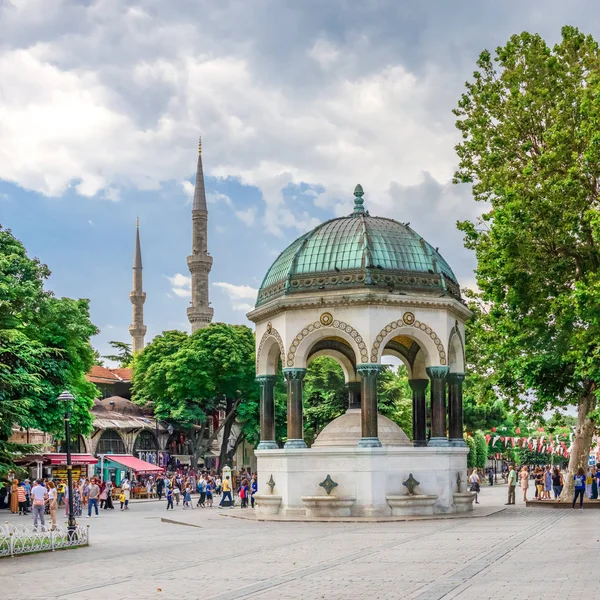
[
  {"x1": 133, "y1": 430, "x2": 158, "y2": 463},
  {"x1": 304, "y1": 356, "x2": 347, "y2": 444},
  {"x1": 96, "y1": 429, "x2": 126, "y2": 455}
]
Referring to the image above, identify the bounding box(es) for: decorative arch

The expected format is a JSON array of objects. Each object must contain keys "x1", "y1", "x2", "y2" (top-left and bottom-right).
[
  {"x1": 95, "y1": 429, "x2": 126, "y2": 455},
  {"x1": 286, "y1": 317, "x2": 369, "y2": 368},
  {"x1": 448, "y1": 322, "x2": 465, "y2": 373},
  {"x1": 256, "y1": 323, "x2": 285, "y2": 375},
  {"x1": 371, "y1": 312, "x2": 447, "y2": 366}
]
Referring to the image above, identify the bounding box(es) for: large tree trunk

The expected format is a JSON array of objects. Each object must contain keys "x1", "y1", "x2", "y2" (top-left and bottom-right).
[{"x1": 560, "y1": 386, "x2": 596, "y2": 501}]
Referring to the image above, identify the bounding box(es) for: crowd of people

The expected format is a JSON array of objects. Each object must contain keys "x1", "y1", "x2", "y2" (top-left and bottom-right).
[
  {"x1": 0, "y1": 468, "x2": 260, "y2": 529},
  {"x1": 468, "y1": 464, "x2": 600, "y2": 509}
]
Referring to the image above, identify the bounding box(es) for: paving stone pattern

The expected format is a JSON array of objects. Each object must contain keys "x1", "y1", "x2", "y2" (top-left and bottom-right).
[{"x1": 0, "y1": 486, "x2": 587, "y2": 599}]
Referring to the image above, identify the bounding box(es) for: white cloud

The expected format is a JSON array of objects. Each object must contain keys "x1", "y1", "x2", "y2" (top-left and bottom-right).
[
  {"x1": 165, "y1": 273, "x2": 191, "y2": 297},
  {"x1": 309, "y1": 38, "x2": 340, "y2": 68},
  {"x1": 207, "y1": 191, "x2": 232, "y2": 206},
  {"x1": 235, "y1": 206, "x2": 257, "y2": 226},
  {"x1": 181, "y1": 180, "x2": 194, "y2": 199},
  {"x1": 213, "y1": 281, "x2": 258, "y2": 312}
]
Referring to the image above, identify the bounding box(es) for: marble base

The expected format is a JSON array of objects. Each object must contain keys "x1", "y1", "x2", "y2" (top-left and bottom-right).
[
  {"x1": 386, "y1": 494, "x2": 437, "y2": 517},
  {"x1": 256, "y1": 446, "x2": 468, "y2": 518},
  {"x1": 453, "y1": 492, "x2": 476, "y2": 513},
  {"x1": 257, "y1": 440, "x2": 279, "y2": 450},
  {"x1": 284, "y1": 439, "x2": 307, "y2": 449},
  {"x1": 253, "y1": 494, "x2": 282, "y2": 516},
  {"x1": 302, "y1": 496, "x2": 356, "y2": 518}
]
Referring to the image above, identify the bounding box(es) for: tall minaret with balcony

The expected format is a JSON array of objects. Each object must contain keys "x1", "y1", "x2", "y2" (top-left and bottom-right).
[
  {"x1": 187, "y1": 137, "x2": 214, "y2": 332},
  {"x1": 129, "y1": 219, "x2": 147, "y2": 352}
]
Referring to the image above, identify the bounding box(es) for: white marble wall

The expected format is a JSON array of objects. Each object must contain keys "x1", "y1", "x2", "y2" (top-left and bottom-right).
[{"x1": 256, "y1": 446, "x2": 469, "y2": 517}]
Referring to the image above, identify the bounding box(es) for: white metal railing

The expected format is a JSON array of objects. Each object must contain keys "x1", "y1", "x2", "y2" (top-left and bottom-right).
[{"x1": 1, "y1": 522, "x2": 90, "y2": 557}]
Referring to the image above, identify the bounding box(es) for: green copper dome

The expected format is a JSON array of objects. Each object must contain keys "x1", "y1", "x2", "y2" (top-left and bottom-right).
[{"x1": 256, "y1": 185, "x2": 460, "y2": 307}]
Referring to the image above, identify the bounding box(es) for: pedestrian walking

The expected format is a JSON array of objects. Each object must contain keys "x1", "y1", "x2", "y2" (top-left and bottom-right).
[
  {"x1": 469, "y1": 469, "x2": 480, "y2": 504},
  {"x1": 17, "y1": 482, "x2": 27, "y2": 515},
  {"x1": 119, "y1": 490, "x2": 126, "y2": 510},
  {"x1": 166, "y1": 487, "x2": 174, "y2": 510},
  {"x1": 552, "y1": 467, "x2": 563, "y2": 499},
  {"x1": 87, "y1": 479, "x2": 100, "y2": 517},
  {"x1": 219, "y1": 475, "x2": 233, "y2": 508},
  {"x1": 10, "y1": 479, "x2": 19, "y2": 514},
  {"x1": 183, "y1": 485, "x2": 192, "y2": 509},
  {"x1": 573, "y1": 467, "x2": 586, "y2": 509},
  {"x1": 585, "y1": 469, "x2": 593, "y2": 499},
  {"x1": 30, "y1": 479, "x2": 48, "y2": 529},
  {"x1": 47, "y1": 481, "x2": 58, "y2": 530},
  {"x1": 519, "y1": 466, "x2": 529, "y2": 502},
  {"x1": 251, "y1": 474, "x2": 258, "y2": 508},
  {"x1": 197, "y1": 477, "x2": 206, "y2": 507},
  {"x1": 122, "y1": 480, "x2": 131, "y2": 510},
  {"x1": 206, "y1": 478, "x2": 214, "y2": 507},
  {"x1": 505, "y1": 465, "x2": 517, "y2": 505},
  {"x1": 104, "y1": 481, "x2": 114, "y2": 510}
]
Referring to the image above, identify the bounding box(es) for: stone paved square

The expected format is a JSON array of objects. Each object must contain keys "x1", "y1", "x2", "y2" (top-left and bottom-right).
[{"x1": 0, "y1": 485, "x2": 590, "y2": 599}]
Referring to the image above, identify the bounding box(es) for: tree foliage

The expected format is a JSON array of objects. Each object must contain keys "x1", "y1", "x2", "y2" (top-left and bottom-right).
[
  {"x1": 303, "y1": 357, "x2": 347, "y2": 443},
  {"x1": 454, "y1": 27, "x2": 600, "y2": 496},
  {"x1": 378, "y1": 364, "x2": 413, "y2": 438},
  {"x1": 0, "y1": 227, "x2": 98, "y2": 472},
  {"x1": 473, "y1": 431, "x2": 489, "y2": 470},
  {"x1": 133, "y1": 324, "x2": 258, "y2": 466},
  {"x1": 103, "y1": 341, "x2": 133, "y2": 367},
  {"x1": 465, "y1": 434, "x2": 477, "y2": 469}
]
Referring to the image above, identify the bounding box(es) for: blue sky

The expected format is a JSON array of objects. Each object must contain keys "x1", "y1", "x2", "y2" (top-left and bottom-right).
[{"x1": 2, "y1": 0, "x2": 600, "y2": 360}]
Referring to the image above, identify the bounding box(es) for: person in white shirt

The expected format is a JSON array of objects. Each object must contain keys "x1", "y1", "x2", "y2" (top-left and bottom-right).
[{"x1": 30, "y1": 480, "x2": 48, "y2": 529}]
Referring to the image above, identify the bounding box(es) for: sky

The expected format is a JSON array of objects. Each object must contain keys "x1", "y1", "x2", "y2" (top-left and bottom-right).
[{"x1": 2, "y1": 0, "x2": 600, "y2": 361}]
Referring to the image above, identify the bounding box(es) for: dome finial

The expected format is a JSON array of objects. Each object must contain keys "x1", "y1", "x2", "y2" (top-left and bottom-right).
[{"x1": 353, "y1": 184, "x2": 365, "y2": 216}]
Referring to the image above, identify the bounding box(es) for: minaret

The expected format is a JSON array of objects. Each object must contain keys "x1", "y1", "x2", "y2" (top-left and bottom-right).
[
  {"x1": 187, "y1": 137, "x2": 214, "y2": 332},
  {"x1": 129, "y1": 218, "x2": 147, "y2": 352}
]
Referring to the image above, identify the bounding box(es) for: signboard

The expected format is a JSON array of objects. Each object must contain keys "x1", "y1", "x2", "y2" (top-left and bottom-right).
[{"x1": 589, "y1": 455, "x2": 596, "y2": 467}]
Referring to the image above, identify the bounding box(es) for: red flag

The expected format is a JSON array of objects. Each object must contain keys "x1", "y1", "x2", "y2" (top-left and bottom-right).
[
  {"x1": 515, "y1": 427, "x2": 521, "y2": 434},
  {"x1": 491, "y1": 427, "x2": 497, "y2": 432},
  {"x1": 485, "y1": 434, "x2": 491, "y2": 444}
]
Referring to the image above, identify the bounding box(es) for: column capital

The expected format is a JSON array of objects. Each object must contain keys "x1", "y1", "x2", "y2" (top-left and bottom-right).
[
  {"x1": 426, "y1": 366, "x2": 450, "y2": 380},
  {"x1": 256, "y1": 375, "x2": 277, "y2": 386},
  {"x1": 282, "y1": 368, "x2": 307, "y2": 381},
  {"x1": 356, "y1": 364, "x2": 385, "y2": 377},
  {"x1": 408, "y1": 378, "x2": 429, "y2": 393},
  {"x1": 447, "y1": 372, "x2": 465, "y2": 383}
]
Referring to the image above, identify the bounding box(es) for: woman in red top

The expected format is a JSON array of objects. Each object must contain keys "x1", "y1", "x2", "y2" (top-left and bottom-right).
[{"x1": 17, "y1": 483, "x2": 27, "y2": 515}]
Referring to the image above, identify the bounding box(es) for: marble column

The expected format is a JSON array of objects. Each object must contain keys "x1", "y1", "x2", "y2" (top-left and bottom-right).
[
  {"x1": 356, "y1": 364, "x2": 384, "y2": 447},
  {"x1": 447, "y1": 372, "x2": 466, "y2": 446},
  {"x1": 256, "y1": 375, "x2": 278, "y2": 450},
  {"x1": 426, "y1": 366, "x2": 450, "y2": 447},
  {"x1": 347, "y1": 381, "x2": 361, "y2": 410},
  {"x1": 408, "y1": 379, "x2": 428, "y2": 447},
  {"x1": 283, "y1": 368, "x2": 307, "y2": 449}
]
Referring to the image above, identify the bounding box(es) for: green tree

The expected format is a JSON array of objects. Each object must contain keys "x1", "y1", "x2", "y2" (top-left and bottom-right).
[
  {"x1": 454, "y1": 26, "x2": 600, "y2": 499},
  {"x1": 303, "y1": 357, "x2": 347, "y2": 444},
  {"x1": 133, "y1": 324, "x2": 258, "y2": 467},
  {"x1": 378, "y1": 364, "x2": 413, "y2": 437},
  {"x1": 103, "y1": 340, "x2": 133, "y2": 367},
  {"x1": 465, "y1": 434, "x2": 477, "y2": 469},
  {"x1": 0, "y1": 227, "x2": 97, "y2": 466},
  {"x1": 474, "y1": 431, "x2": 489, "y2": 470}
]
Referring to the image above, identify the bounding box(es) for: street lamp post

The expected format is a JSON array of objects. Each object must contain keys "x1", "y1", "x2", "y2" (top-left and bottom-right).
[{"x1": 58, "y1": 390, "x2": 77, "y2": 538}]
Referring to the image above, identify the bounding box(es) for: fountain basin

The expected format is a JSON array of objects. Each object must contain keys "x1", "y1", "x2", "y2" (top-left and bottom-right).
[{"x1": 301, "y1": 496, "x2": 356, "y2": 518}]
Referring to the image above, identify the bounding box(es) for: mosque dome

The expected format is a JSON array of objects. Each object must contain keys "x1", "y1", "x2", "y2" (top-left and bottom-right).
[
  {"x1": 312, "y1": 409, "x2": 411, "y2": 447},
  {"x1": 256, "y1": 185, "x2": 460, "y2": 307}
]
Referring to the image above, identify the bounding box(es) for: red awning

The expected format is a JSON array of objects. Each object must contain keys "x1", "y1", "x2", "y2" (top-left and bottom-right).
[
  {"x1": 46, "y1": 453, "x2": 98, "y2": 466},
  {"x1": 104, "y1": 454, "x2": 164, "y2": 473}
]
